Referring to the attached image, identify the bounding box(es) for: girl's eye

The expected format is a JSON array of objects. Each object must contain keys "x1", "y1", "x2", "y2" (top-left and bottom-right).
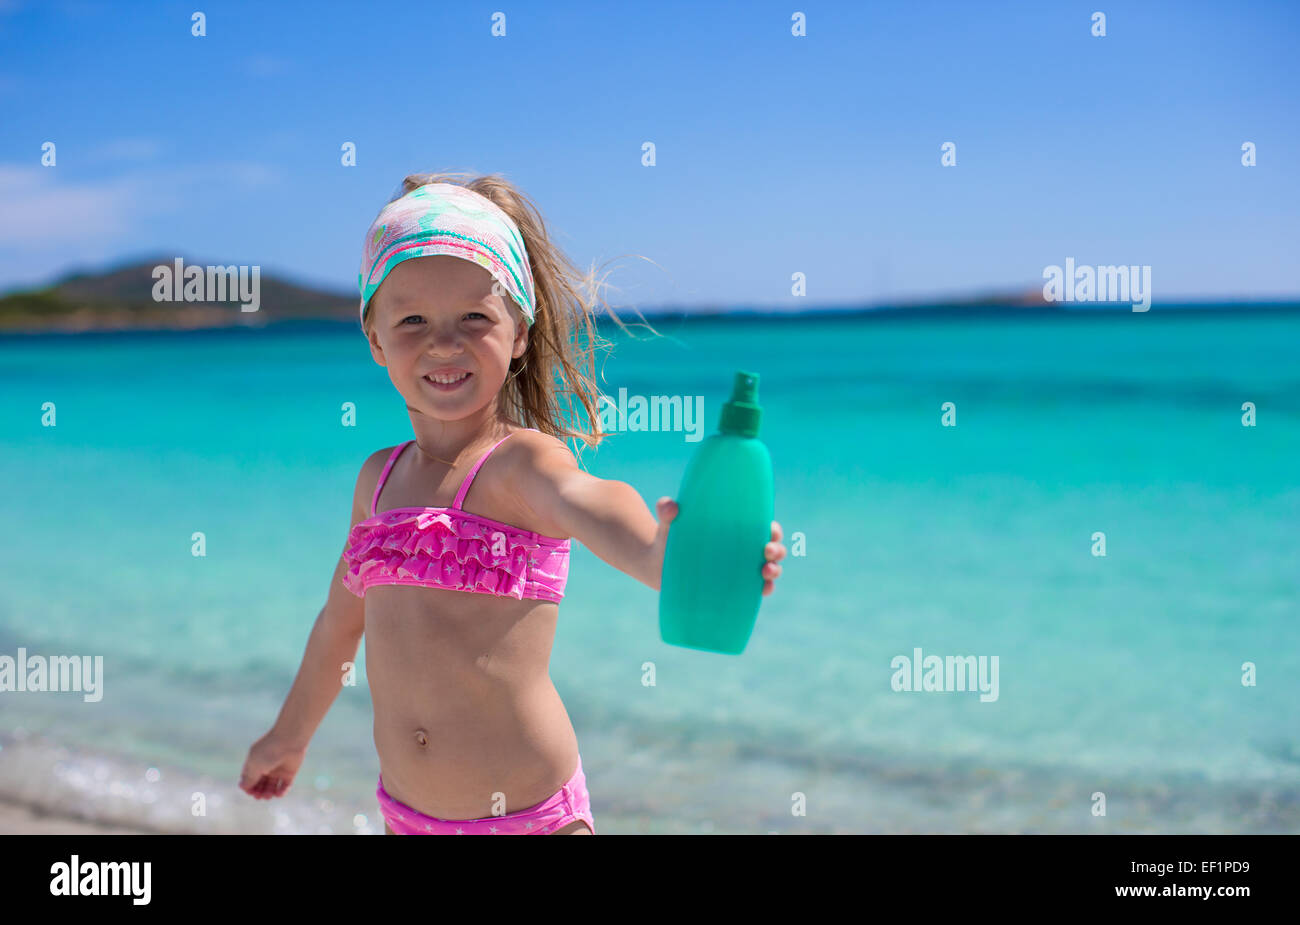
[{"x1": 402, "y1": 313, "x2": 487, "y2": 324}]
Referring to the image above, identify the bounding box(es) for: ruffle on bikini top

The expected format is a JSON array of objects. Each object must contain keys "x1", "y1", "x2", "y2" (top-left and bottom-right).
[{"x1": 342, "y1": 508, "x2": 570, "y2": 602}]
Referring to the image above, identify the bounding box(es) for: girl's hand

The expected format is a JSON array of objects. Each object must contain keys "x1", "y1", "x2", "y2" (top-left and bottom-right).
[
  {"x1": 238, "y1": 732, "x2": 307, "y2": 800},
  {"x1": 655, "y1": 498, "x2": 787, "y2": 595},
  {"x1": 761, "y1": 520, "x2": 786, "y2": 595}
]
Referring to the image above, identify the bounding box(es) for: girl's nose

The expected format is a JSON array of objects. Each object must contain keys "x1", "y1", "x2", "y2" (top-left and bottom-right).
[{"x1": 424, "y1": 323, "x2": 463, "y2": 353}]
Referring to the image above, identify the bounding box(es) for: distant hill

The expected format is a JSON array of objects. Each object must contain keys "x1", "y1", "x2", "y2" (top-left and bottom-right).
[
  {"x1": 0, "y1": 256, "x2": 358, "y2": 332},
  {"x1": 2, "y1": 258, "x2": 1293, "y2": 334}
]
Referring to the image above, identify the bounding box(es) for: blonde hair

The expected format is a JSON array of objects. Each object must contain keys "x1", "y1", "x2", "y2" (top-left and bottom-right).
[{"x1": 361, "y1": 171, "x2": 658, "y2": 459}]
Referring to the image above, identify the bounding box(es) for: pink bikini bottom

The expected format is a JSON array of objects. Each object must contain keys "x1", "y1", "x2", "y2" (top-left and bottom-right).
[{"x1": 376, "y1": 756, "x2": 595, "y2": 835}]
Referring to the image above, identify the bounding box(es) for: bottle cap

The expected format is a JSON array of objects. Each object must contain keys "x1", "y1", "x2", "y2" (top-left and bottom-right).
[{"x1": 719, "y1": 371, "x2": 762, "y2": 437}]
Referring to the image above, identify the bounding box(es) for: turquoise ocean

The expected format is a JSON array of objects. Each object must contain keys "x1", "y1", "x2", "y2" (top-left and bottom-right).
[{"x1": 0, "y1": 309, "x2": 1296, "y2": 834}]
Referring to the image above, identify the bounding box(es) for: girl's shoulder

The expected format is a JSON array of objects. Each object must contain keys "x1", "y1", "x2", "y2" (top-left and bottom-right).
[
  {"x1": 361, "y1": 443, "x2": 406, "y2": 480},
  {"x1": 486, "y1": 429, "x2": 579, "y2": 538},
  {"x1": 350, "y1": 444, "x2": 407, "y2": 519},
  {"x1": 497, "y1": 427, "x2": 576, "y2": 470},
  {"x1": 365, "y1": 443, "x2": 405, "y2": 466}
]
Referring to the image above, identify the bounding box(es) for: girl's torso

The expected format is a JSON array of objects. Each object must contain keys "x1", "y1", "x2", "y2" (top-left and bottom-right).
[{"x1": 356, "y1": 427, "x2": 580, "y2": 820}]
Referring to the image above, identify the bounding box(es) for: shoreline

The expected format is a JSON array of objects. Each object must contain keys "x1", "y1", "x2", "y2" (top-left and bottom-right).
[
  {"x1": 0, "y1": 794, "x2": 739, "y2": 835},
  {"x1": 2, "y1": 300, "x2": 1297, "y2": 337},
  {"x1": 4, "y1": 722, "x2": 1296, "y2": 835},
  {"x1": 0, "y1": 795, "x2": 153, "y2": 835}
]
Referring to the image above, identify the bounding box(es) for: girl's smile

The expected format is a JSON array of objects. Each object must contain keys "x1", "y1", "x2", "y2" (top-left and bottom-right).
[{"x1": 423, "y1": 369, "x2": 474, "y2": 391}]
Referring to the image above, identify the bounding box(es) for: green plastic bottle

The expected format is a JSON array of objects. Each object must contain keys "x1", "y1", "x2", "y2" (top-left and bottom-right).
[{"x1": 659, "y1": 371, "x2": 773, "y2": 655}]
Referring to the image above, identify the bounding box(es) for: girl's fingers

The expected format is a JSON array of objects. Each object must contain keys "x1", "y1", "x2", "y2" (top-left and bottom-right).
[
  {"x1": 764, "y1": 540, "x2": 786, "y2": 561},
  {"x1": 254, "y1": 776, "x2": 277, "y2": 798},
  {"x1": 762, "y1": 579, "x2": 773, "y2": 595},
  {"x1": 769, "y1": 521, "x2": 783, "y2": 542},
  {"x1": 238, "y1": 769, "x2": 260, "y2": 794},
  {"x1": 762, "y1": 562, "x2": 782, "y2": 579}
]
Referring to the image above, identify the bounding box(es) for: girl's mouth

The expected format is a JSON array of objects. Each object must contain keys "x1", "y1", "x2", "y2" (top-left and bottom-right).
[{"x1": 424, "y1": 371, "x2": 472, "y2": 392}]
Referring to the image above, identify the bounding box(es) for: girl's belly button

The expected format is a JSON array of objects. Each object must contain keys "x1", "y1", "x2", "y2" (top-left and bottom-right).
[{"x1": 414, "y1": 729, "x2": 429, "y2": 747}]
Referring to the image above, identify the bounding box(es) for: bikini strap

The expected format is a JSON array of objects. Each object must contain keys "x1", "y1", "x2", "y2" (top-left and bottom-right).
[
  {"x1": 371, "y1": 440, "x2": 413, "y2": 516},
  {"x1": 452, "y1": 428, "x2": 535, "y2": 510}
]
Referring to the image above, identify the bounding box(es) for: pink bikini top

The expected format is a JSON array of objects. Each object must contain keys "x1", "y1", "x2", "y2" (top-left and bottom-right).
[{"x1": 341, "y1": 429, "x2": 570, "y2": 602}]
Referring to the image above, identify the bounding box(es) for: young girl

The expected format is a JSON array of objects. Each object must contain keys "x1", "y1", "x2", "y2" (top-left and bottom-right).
[{"x1": 237, "y1": 173, "x2": 786, "y2": 835}]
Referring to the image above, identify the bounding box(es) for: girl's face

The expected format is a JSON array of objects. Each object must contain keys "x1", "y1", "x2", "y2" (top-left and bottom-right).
[{"x1": 366, "y1": 255, "x2": 527, "y2": 422}]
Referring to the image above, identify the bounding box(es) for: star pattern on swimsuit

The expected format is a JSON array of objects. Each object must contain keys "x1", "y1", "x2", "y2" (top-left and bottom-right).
[
  {"x1": 524, "y1": 821, "x2": 533, "y2": 830},
  {"x1": 489, "y1": 825, "x2": 499, "y2": 834},
  {"x1": 455, "y1": 827, "x2": 464, "y2": 834}
]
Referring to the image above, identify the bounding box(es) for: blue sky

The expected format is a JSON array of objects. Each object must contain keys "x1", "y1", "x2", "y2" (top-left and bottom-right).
[{"x1": 0, "y1": 0, "x2": 1296, "y2": 308}]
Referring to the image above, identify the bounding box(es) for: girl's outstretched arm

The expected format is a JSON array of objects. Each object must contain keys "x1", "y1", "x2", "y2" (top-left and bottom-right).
[
  {"x1": 508, "y1": 432, "x2": 785, "y2": 593},
  {"x1": 238, "y1": 449, "x2": 383, "y2": 800}
]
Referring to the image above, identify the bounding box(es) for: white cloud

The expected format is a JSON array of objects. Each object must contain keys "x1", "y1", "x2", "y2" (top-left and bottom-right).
[
  {"x1": 0, "y1": 159, "x2": 280, "y2": 250},
  {"x1": 0, "y1": 165, "x2": 139, "y2": 245},
  {"x1": 0, "y1": 159, "x2": 281, "y2": 292}
]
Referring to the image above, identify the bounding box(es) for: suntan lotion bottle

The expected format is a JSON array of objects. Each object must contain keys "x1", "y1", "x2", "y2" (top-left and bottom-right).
[{"x1": 659, "y1": 371, "x2": 773, "y2": 655}]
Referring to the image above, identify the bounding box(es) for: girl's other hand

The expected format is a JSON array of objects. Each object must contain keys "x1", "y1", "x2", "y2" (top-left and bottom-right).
[
  {"x1": 655, "y1": 499, "x2": 787, "y2": 595},
  {"x1": 238, "y1": 732, "x2": 307, "y2": 800},
  {"x1": 762, "y1": 520, "x2": 786, "y2": 595}
]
